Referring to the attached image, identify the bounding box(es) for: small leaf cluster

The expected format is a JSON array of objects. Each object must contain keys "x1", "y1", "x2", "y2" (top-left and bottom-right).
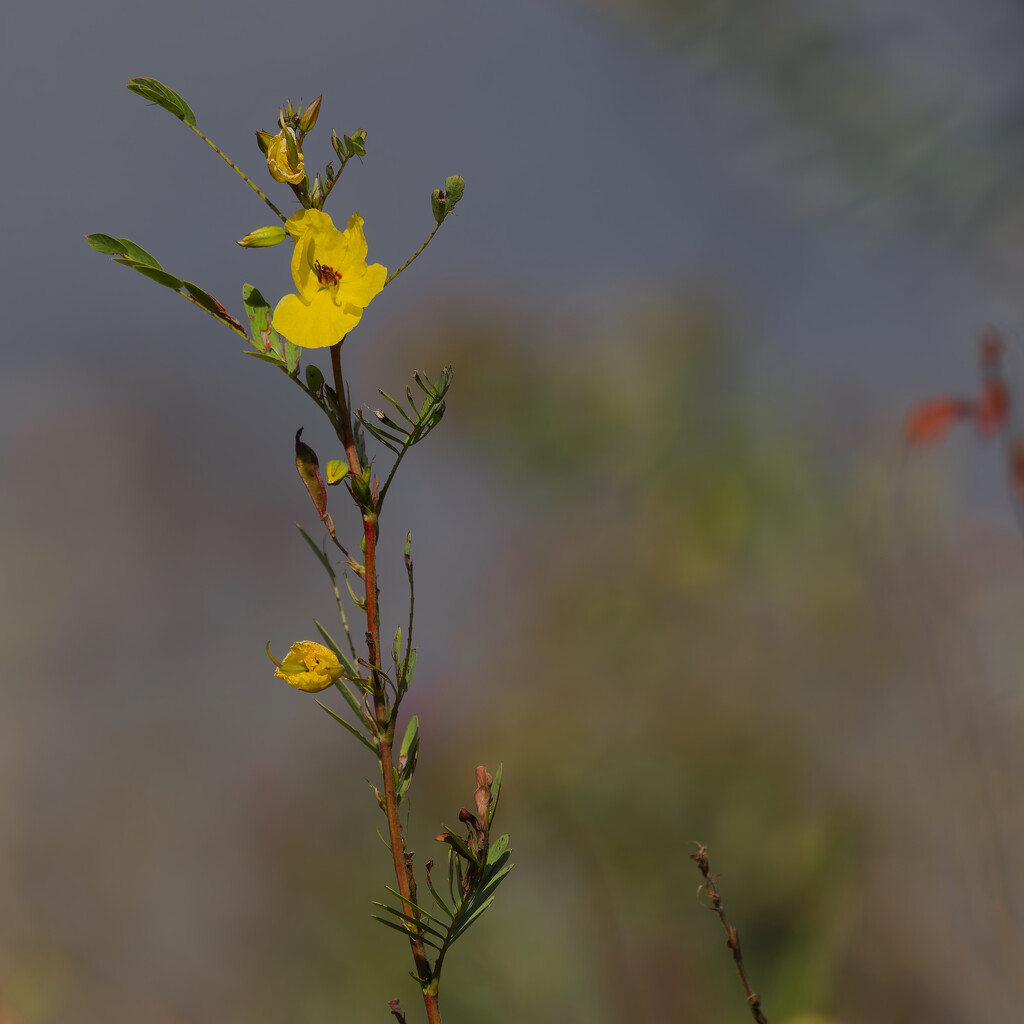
[{"x1": 373, "y1": 766, "x2": 513, "y2": 976}]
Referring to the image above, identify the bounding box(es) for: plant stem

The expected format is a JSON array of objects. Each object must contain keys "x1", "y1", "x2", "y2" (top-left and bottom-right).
[
  {"x1": 186, "y1": 123, "x2": 288, "y2": 223},
  {"x1": 329, "y1": 341, "x2": 441, "y2": 1024},
  {"x1": 385, "y1": 223, "x2": 440, "y2": 287}
]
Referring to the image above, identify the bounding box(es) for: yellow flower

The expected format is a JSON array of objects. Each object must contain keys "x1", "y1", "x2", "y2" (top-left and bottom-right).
[
  {"x1": 266, "y1": 126, "x2": 305, "y2": 184},
  {"x1": 272, "y1": 210, "x2": 387, "y2": 349},
  {"x1": 269, "y1": 640, "x2": 344, "y2": 692}
]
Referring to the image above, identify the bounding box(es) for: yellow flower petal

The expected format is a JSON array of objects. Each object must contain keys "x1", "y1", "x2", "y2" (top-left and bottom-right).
[
  {"x1": 273, "y1": 641, "x2": 343, "y2": 692},
  {"x1": 266, "y1": 128, "x2": 305, "y2": 185},
  {"x1": 271, "y1": 210, "x2": 387, "y2": 350},
  {"x1": 273, "y1": 290, "x2": 363, "y2": 349}
]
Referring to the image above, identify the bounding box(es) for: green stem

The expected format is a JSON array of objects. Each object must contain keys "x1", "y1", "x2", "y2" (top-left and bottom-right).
[
  {"x1": 186, "y1": 123, "x2": 287, "y2": 223},
  {"x1": 385, "y1": 223, "x2": 441, "y2": 287}
]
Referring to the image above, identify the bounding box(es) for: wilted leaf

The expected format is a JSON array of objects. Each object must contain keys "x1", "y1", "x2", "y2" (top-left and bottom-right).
[{"x1": 904, "y1": 397, "x2": 974, "y2": 446}]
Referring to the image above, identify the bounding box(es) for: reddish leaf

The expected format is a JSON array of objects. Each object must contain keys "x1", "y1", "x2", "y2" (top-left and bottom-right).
[
  {"x1": 904, "y1": 397, "x2": 975, "y2": 446},
  {"x1": 980, "y1": 331, "x2": 1004, "y2": 369},
  {"x1": 974, "y1": 378, "x2": 1010, "y2": 437},
  {"x1": 1010, "y1": 439, "x2": 1024, "y2": 507}
]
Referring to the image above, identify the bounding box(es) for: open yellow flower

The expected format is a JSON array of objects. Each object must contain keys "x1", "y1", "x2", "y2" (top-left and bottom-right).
[
  {"x1": 270, "y1": 640, "x2": 344, "y2": 692},
  {"x1": 266, "y1": 126, "x2": 305, "y2": 184},
  {"x1": 271, "y1": 210, "x2": 387, "y2": 349}
]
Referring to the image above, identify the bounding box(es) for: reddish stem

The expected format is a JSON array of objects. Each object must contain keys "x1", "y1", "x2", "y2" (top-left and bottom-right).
[{"x1": 329, "y1": 341, "x2": 441, "y2": 1024}]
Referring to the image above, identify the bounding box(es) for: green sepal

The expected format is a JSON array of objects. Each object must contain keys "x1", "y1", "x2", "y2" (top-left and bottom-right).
[
  {"x1": 326, "y1": 460, "x2": 348, "y2": 485},
  {"x1": 126, "y1": 77, "x2": 197, "y2": 126}
]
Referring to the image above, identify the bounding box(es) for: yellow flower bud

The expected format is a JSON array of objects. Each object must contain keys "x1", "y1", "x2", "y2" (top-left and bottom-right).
[
  {"x1": 268, "y1": 640, "x2": 344, "y2": 692},
  {"x1": 266, "y1": 127, "x2": 305, "y2": 184},
  {"x1": 236, "y1": 225, "x2": 288, "y2": 248}
]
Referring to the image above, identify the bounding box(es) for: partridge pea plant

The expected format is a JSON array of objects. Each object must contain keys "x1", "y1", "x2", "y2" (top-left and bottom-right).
[{"x1": 87, "y1": 79, "x2": 511, "y2": 1024}]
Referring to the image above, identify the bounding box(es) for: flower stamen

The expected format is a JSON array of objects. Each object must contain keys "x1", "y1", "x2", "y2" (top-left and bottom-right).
[{"x1": 314, "y1": 260, "x2": 342, "y2": 286}]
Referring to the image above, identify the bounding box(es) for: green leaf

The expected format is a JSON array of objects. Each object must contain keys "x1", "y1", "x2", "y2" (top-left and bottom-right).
[
  {"x1": 438, "y1": 827, "x2": 480, "y2": 867},
  {"x1": 450, "y1": 843, "x2": 513, "y2": 943},
  {"x1": 244, "y1": 350, "x2": 285, "y2": 366},
  {"x1": 296, "y1": 524, "x2": 336, "y2": 581},
  {"x1": 115, "y1": 237, "x2": 162, "y2": 269},
  {"x1": 392, "y1": 625, "x2": 402, "y2": 665},
  {"x1": 126, "y1": 77, "x2": 197, "y2": 125},
  {"x1": 313, "y1": 620, "x2": 358, "y2": 677},
  {"x1": 488, "y1": 763, "x2": 503, "y2": 827},
  {"x1": 85, "y1": 232, "x2": 126, "y2": 255},
  {"x1": 379, "y1": 891, "x2": 447, "y2": 933},
  {"x1": 399, "y1": 648, "x2": 417, "y2": 689},
  {"x1": 112, "y1": 259, "x2": 184, "y2": 290},
  {"x1": 424, "y1": 873, "x2": 456, "y2": 920},
  {"x1": 184, "y1": 281, "x2": 248, "y2": 338},
  {"x1": 242, "y1": 283, "x2": 285, "y2": 358},
  {"x1": 313, "y1": 698, "x2": 378, "y2": 755},
  {"x1": 444, "y1": 175, "x2": 465, "y2": 209},
  {"x1": 370, "y1": 914, "x2": 443, "y2": 950}
]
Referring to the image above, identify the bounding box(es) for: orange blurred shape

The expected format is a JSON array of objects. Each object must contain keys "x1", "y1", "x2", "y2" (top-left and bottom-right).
[
  {"x1": 974, "y1": 378, "x2": 1010, "y2": 436},
  {"x1": 904, "y1": 397, "x2": 975, "y2": 446},
  {"x1": 1010, "y1": 439, "x2": 1024, "y2": 504}
]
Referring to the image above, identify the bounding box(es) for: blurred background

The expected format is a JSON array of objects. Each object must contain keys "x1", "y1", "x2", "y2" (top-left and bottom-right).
[{"x1": 4, "y1": 1, "x2": 1024, "y2": 1021}]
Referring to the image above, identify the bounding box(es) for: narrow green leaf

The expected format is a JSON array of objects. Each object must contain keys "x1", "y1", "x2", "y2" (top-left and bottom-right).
[
  {"x1": 345, "y1": 576, "x2": 367, "y2": 610},
  {"x1": 378, "y1": 388, "x2": 416, "y2": 424},
  {"x1": 115, "y1": 237, "x2": 162, "y2": 269},
  {"x1": 424, "y1": 875, "x2": 456, "y2": 920},
  {"x1": 438, "y1": 827, "x2": 480, "y2": 867},
  {"x1": 297, "y1": 524, "x2": 336, "y2": 581},
  {"x1": 244, "y1": 351, "x2": 285, "y2": 366},
  {"x1": 370, "y1": 905, "x2": 446, "y2": 944},
  {"x1": 399, "y1": 649, "x2": 417, "y2": 689},
  {"x1": 113, "y1": 259, "x2": 184, "y2": 290},
  {"x1": 313, "y1": 698, "x2": 378, "y2": 755},
  {"x1": 488, "y1": 763, "x2": 503, "y2": 827},
  {"x1": 184, "y1": 281, "x2": 248, "y2": 337},
  {"x1": 378, "y1": 892, "x2": 447, "y2": 934},
  {"x1": 313, "y1": 620, "x2": 357, "y2": 676},
  {"x1": 392, "y1": 625, "x2": 402, "y2": 665},
  {"x1": 370, "y1": 914, "x2": 443, "y2": 950},
  {"x1": 126, "y1": 77, "x2": 197, "y2": 125}
]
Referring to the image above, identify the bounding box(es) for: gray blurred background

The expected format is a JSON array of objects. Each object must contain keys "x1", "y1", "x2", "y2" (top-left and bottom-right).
[{"x1": 5, "y1": 1, "x2": 1024, "y2": 1021}]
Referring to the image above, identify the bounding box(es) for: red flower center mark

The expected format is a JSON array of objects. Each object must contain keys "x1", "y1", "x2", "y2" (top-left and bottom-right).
[{"x1": 314, "y1": 260, "x2": 342, "y2": 286}]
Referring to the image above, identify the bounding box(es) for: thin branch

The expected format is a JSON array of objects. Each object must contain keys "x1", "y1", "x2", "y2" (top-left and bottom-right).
[
  {"x1": 185, "y1": 123, "x2": 287, "y2": 222},
  {"x1": 691, "y1": 844, "x2": 768, "y2": 1024},
  {"x1": 385, "y1": 223, "x2": 440, "y2": 287}
]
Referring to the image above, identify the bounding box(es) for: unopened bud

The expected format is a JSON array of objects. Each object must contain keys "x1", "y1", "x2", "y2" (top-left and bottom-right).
[
  {"x1": 236, "y1": 225, "x2": 287, "y2": 248},
  {"x1": 298, "y1": 95, "x2": 322, "y2": 133},
  {"x1": 295, "y1": 428, "x2": 328, "y2": 522},
  {"x1": 305, "y1": 364, "x2": 325, "y2": 392},
  {"x1": 266, "y1": 127, "x2": 305, "y2": 184}
]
